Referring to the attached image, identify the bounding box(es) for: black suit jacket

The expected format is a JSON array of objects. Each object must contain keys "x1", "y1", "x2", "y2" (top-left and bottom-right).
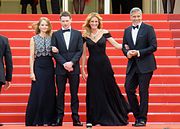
[
  {"x1": 122, "y1": 22, "x2": 157, "y2": 74},
  {"x1": 51, "y1": 29, "x2": 83, "y2": 75},
  {"x1": 0, "y1": 35, "x2": 13, "y2": 84}
]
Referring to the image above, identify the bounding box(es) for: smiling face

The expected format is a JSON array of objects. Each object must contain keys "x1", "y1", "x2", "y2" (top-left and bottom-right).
[
  {"x1": 39, "y1": 20, "x2": 49, "y2": 33},
  {"x1": 60, "y1": 16, "x2": 72, "y2": 29},
  {"x1": 89, "y1": 16, "x2": 99, "y2": 30},
  {"x1": 130, "y1": 10, "x2": 142, "y2": 26}
]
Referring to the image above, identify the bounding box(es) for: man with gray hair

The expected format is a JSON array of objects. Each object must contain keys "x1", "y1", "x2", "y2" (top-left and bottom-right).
[{"x1": 122, "y1": 7, "x2": 157, "y2": 127}]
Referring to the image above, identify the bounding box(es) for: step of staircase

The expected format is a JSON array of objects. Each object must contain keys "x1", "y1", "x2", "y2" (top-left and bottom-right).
[
  {"x1": 10, "y1": 47, "x2": 180, "y2": 56},
  {"x1": 12, "y1": 56, "x2": 180, "y2": 65},
  {"x1": 0, "y1": 30, "x2": 173, "y2": 38},
  {"x1": 1, "y1": 103, "x2": 180, "y2": 113},
  {"x1": 12, "y1": 65, "x2": 180, "y2": 74},
  {"x1": 0, "y1": 112, "x2": 180, "y2": 123},
  {"x1": 9, "y1": 38, "x2": 177, "y2": 47},
  {"x1": 2, "y1": 84, "x2": 180, "y2": 94}
]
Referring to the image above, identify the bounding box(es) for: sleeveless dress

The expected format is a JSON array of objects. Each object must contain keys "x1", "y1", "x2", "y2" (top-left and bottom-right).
[
  {"x1": 25, "y1": 35, "x2": 56, "y2": 126},
  {"x1": 84, "y1": 33, "x2": 129, "y2": 126}
]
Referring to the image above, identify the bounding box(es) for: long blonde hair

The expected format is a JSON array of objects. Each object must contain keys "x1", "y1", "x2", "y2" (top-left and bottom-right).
[
  {"x1": 32, "y1": 17, "x2": 52, "y2": 35},
  {"x1": 82, "y1": 12, "x2": 103, "y2": 37}
]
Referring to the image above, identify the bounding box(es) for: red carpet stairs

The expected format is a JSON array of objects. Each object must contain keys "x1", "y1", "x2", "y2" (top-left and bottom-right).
[{"x1": 0, "y1": 14, "x2": 180, "y2": 124}]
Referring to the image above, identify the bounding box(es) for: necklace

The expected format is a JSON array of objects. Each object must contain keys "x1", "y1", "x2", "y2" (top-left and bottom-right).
[{"x1": 91, "y1": 30, "x2": 99, "y2": 39}]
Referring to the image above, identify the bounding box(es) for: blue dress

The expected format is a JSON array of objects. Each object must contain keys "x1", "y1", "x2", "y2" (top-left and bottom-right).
[{"x1": 25, "y1": 35, "x2": 56, "y2": 126}]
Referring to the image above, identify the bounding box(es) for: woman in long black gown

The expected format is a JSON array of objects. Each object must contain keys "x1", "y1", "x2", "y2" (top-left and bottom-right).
[
  {"x1": 25, "y1": 17, "x2": 56, "y2": 126},
  {"x1": 81, "y1": 12, "x2": 130, "y2": 126}
]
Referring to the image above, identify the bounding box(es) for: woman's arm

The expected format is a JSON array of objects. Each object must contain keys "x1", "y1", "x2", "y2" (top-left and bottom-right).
[
  {"x1": 107, "y1": 37, "x2": 122, "y2": 49},
  {"x1": 81, "y1": 42, "x2": 87, "y2": 80},
  {"x1": 103, "y1": 29, "x2": 122, "y2": 49},
  {"x1": 30, "y1": 37, "x2": 36, "y2": 81}
]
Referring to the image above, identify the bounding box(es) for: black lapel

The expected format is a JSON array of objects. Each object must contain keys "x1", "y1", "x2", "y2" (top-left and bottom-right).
[
  {"x1": 127, "y1": 27, "x2": 135, "y2": 47},
  {"x1": 68, "y1": 29, "x2": 74, "y2": 50},
  {"x1": 135, "y1": 22, "x2": 145, "y2": 45},
  {"x1": 59, "y1": 29, "x2": 68, "y2": 51}
]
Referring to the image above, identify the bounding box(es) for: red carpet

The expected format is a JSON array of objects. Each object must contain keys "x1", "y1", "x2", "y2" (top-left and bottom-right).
[
  {"x1": 1, "y1": 124, "x2": 180, "y2": 129},
  {"x1": 0, "y1": 14, "x2": 180, "y2": 125}
]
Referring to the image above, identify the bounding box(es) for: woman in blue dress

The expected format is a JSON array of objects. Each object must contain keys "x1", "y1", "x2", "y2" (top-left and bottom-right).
[{"x1": 25, "y1": 17, "x2": 56, "y2": 126}]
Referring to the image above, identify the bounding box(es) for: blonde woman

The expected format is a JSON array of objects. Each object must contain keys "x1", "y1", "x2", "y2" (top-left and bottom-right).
[
  {"x1": 82, "y1": 12, "x2": 129, "y2": 126},
  {"x1": 26, "y1": 17, "x2": 56, "y2": 126}
]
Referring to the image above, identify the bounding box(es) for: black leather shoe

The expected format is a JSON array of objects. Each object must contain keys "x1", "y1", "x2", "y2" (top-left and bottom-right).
[
  {"x1": 0, "y1": 123, "x2": 3, "y2": 126},
  {"x1": 132, "y1": 120, "x2": 146, "y2": 127},
  {"x1": 132, "y1": 119, "x2": 138, "y2": 126},
  {"x1": 52, "y1": 117, "x2": 63, "y2": 126},
  {"x1": 73, "y1": 121, "x2": 83, "y2": 126}
]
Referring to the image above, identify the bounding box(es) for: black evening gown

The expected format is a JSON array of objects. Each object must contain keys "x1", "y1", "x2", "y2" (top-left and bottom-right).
[
  {"x1": 84, "y1": 33, "x2": 129, "y2": 126},
  {"x1": 25, "y1": 35, "x2": 56, "y2": 126}
]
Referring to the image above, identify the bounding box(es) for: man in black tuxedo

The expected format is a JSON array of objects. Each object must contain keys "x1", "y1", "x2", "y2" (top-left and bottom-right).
[
  {"x1": 122, "y1": 7, "x2": 157, "y2": 127},
  {"x1": 51, "y1": 11, "x2": 83, "y2": 126},
  {"x1": 0, "y1": 35, "x2": 13, "y2": 126}
]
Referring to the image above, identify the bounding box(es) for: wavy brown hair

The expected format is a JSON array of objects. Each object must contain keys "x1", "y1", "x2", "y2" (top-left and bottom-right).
[
  {"x1": 82, "y1": 12, "x2": 103, "y2": 37},
  {"x1": 32, "y1": 17, "x2": 52, "y2": 35}
]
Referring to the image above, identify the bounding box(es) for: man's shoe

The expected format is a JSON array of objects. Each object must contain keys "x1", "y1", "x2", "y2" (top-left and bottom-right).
[
  {"x1": 0, "y1": 123, "x2": 3, "y2": 126},
  {"x1": 52, "y1": 117, "x2": 63, "y2": 126},
  {"x1": 132, "y1": 120, "x2": 146, "y2": 127},
  {"x1": 132, "y1": 119, "x2": 138, "y2": 126},
  {"x1": 73, "y1": 121, "x2": 83, "y2": 126}
]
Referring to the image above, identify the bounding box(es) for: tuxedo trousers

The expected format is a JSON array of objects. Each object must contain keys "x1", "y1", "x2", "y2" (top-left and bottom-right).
[
  {"x1": 56, "y1": 74, "x2": 80, "y2": 121},
  {"x1": 125, "y1": 62, "x2": 153, "y2": 121}
]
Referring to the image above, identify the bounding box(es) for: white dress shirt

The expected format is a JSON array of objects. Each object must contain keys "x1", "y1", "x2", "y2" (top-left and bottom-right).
[
  {"x1": 131, "y1": 22, "x2": 142, "y2": 57},
  {"x1": 131, "y1": 22, "x2": 142, "y2": 45},
  {"x1": 62, "y1": 27, "x2": 71, "y2": 50}
]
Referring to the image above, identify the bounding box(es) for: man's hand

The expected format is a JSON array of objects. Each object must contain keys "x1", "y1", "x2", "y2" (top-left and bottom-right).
[
  {"x1": 4, "y1": 81, "x2": 11, "y2": 90},
  {"x1": 130, "y1": 50, "x2": 138, "y2": 56},
  {"x1": 124, "y1": 44, "x2": 130, "y2": 50},
  {"x1": 63, "y1": 61, "x2": 74, "y2": 72},
  {"x1": 127, "y1": 50, "x2": 139, "y2": 58}
]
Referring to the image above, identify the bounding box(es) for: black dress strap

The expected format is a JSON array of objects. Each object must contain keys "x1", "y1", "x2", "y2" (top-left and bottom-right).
[
  {"x1": 83, "y1": 37, "x2": 86, "y2": 44},
  {"x1": 103, "y1": 33, "x2": 112, "y2": 38}
]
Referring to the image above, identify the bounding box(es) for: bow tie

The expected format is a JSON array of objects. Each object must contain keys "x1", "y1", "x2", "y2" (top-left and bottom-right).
[
  {"x1": 132, "y1": 25, "x2": 139, "y2": 30},
  {"x1": 62, "y1": 29, "x2": 70, "y2": 33}
]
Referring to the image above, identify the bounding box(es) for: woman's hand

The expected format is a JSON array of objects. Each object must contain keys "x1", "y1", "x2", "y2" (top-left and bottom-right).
[
  {"x1": 82, "y1": 70, "x2": 87, "y2": 81},
  {"x1": 124, "y1": 44, "x2": 130, "y2": 50},
  {"x1": 30, "y1": 73, "x2": 36, "y2": 81},
  {"x1": 52, "y1": 46, "x2": 59, "y2": 53}
]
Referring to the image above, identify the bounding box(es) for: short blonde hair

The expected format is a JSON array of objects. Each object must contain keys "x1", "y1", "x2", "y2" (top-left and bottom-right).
[
  {"x1": 32, "y1": 17, "x2": 52, "y2": 35},
  {"x1": 82, "y1": 12, "x2": 103, "y2": 37}
]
